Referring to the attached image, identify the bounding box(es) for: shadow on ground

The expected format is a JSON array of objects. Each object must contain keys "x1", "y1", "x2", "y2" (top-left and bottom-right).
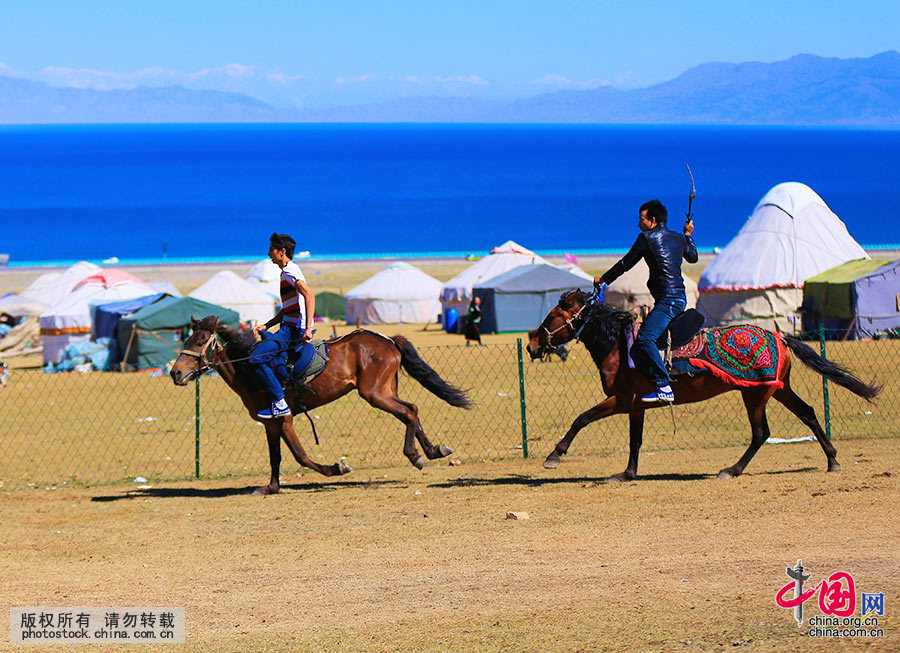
[
  {"x1": 429, "y1": 466, "x2": 819, "y2": 488},
  {"x1": 91, "y1": 478, "x2": 405, "y2": 501}
]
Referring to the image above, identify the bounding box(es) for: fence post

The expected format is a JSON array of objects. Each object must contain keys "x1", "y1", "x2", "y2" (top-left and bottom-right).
[
  {"x1": 819, "y1": 324, "x2": 832, "y2": 439},
  {"x1": 516, "y1": 338, "x2": 529, "y2": 458},
  {"x1": 195, "y1": 376, "x2": 201, "y2": 477}
]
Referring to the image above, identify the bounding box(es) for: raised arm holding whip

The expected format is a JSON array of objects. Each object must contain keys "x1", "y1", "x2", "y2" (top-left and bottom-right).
[{"x1": 593, "y1": 166, "x2": 699, "y2": 403}]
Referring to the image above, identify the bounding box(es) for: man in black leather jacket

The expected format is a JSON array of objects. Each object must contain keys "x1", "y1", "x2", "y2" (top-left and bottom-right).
[{"x1": 593, "y1": 199, "x2": 698, "y2": 403}]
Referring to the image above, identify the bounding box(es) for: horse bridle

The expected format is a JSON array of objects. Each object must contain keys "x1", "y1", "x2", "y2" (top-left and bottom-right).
[
  {"x1": 177, "y1": 331, "x2": 222, "y2": 375},
  {"x1": 543, "y1": 299, "x2": 590, "y2": 343}
]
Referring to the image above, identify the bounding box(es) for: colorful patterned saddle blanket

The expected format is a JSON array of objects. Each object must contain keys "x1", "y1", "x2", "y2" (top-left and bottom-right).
[
  {"x1": 627, "y1": 324, "x2": 785, "y2": 388},
  {"x1": 688, "y1": 325, "x2": 785, "y2": 388}
]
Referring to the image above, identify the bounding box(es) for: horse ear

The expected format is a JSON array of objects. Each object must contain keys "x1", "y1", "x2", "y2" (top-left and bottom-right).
[{"x1": 190, "y1": 315, "x2": 198, "y2": 329}]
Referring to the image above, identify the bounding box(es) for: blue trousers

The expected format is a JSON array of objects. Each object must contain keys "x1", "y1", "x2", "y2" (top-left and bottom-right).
[
  {"x1": 631, "y1": 292, "x2": 687, "y2": 387},
  {"x1": 248, "y1": 325, "x2": 302, "y2": 402}
]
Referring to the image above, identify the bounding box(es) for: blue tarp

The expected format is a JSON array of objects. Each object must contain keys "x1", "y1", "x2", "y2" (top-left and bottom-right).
[{"x1": 92, "y1": 293, "x2": 166, "y2": 340}]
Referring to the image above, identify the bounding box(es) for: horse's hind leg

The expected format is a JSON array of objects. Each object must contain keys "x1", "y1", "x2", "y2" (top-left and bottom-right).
[
  {"x1": 773, "y1": 385, "x2": 840, "y2": 472},
  {"x1": 366, "y1": 391, "x2": 427, "y2": 468},
  {"x1": 718, "y1": 387, "x2": 774, "y2": 479}
]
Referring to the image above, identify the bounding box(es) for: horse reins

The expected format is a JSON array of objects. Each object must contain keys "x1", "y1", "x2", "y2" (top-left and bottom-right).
[{"x1": 177, "y1": 331, "x2": 222, "y2": 374}]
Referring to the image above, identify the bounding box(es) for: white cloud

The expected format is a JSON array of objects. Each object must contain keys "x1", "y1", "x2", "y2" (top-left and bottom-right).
[
  {"x1": 266, "y1": 71, "x2": 306, "y2": 84},
  {"x1": 0, "y1": 62, "x2": 24, "y2": 77},
  {"x1": 335, "y1": 74, "x2": 378, "y2": 85},
  {"x1": 435, "y1": 74, "x2": 491, "y2": 86}
]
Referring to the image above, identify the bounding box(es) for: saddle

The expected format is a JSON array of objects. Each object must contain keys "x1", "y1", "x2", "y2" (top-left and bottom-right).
[
  {"x1": 628, "y1": 308, "x2": 706, "y2": 376},
  {"x1": 286, "y1": 339, "x2": 329, "y2": 385}
]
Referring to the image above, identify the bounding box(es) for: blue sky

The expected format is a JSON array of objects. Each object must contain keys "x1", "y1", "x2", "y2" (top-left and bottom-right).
[{"x1": 1, "y1": 1, "x2": 897, "y2": 107}]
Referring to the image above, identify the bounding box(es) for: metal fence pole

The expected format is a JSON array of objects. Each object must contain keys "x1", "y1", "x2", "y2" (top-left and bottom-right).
[
  {"x1": 516, "y1": 338, "x2": 529, "y2": 458},
  {"x1": 195, "y1": 376, "x2": 201, "y2": 477},
  {"x1": 819, "y1": 324, "x2": 832, "y2": 439}
]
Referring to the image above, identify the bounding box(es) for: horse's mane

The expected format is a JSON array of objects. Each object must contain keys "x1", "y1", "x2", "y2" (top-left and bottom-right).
[
  {"x1": 566, "y1": 290, "x2": 635, "y2": 369},
  {"x1": 194, "y1": 316, "x2": 258, "y2": 362}
]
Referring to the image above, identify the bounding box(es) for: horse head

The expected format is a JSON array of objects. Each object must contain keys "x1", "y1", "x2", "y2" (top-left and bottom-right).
[
  {"x1": 526, "y1": 289, "x2": 590, "y2": 360},
  {"x1": 170, "y1": 315, "x2": 222, "y2": 385}
]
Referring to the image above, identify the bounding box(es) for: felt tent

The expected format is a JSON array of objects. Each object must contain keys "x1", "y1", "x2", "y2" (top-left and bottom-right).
[
  {"x1": 803, "y1": 258, "x2": 900, "y2": 339},
  {"x1": 315, "y1": 291, "x2": 346, "y2": 321},
  {"x1": 473, "y1": 264, "x2": 593, "y2": 333},
  {"x1": 92, "y1": 293, "x2": 167, "y2": 341},
  {"x1": 188, "y1": 270, "x2": 278, "y2": 326},
  {"x1": 246, "y1": 259, "x2": 282, "y2": 300},
  {"x1": 345, "y1": 262, "x2": 443, "y2": 325},
  {"x1": 39, "y1": 270, "x2": 154, "y2": 364},
  {"x1": 696, "y1": 182, "x2": 868, "y2": 331},
  {"x1": 440, "y1": 241, "x2": 549, "y2": 322},
  {"x1": 117, "y1": 296, "x2": 239, "y2": 370},
  {"x1": 22, "y1": 261, "x2": 101, "y2": 309},
  {"x1": 604, "y1": 259, "x2": 699, "y2": 313},
  {"x1": 147, "y1": 281, "x2": 181, "y2": 297}
]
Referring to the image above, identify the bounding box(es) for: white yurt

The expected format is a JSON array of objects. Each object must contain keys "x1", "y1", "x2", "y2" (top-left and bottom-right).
[
  {"x1": 440, "y1": 240, "x2": 549, "y2": 318},
  {"x1": 604, "y1": 260, "x2": 699, "y2": 313},
  {"x1": 147, "y1": 281, "x2": 182, "y2": 297},
  {"x1": 696, "y1": 182, "x2": 868, "y2": 331},
  {"x1": 188, "y1": 270, "x2": 279, "y2": 326},
  {"x1": 246, "y1": 259, "x2": 282, "y2": 300},
  {"x1": 345, "y1": 262, "x2": 443, "y2": 325},
  {"x1": 21, "y1": 261, "x2": 101, "y2": 310},
  {"x1": 39, "y1": 270, "x2": 154, "y2": 364}
]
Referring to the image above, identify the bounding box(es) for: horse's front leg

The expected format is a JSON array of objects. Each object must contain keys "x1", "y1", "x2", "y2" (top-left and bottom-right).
[
  {"x1": 609, "y1": 407, "x2": 644, "y2": 482},
  {"x1": 543, "y1": 396, "x2": 620, "y2": 469},
  {"x1": 252, "y1": 424, "x2": 283, "y2": 496},
  {"x1": 279, "y1": 416, "x2": 352, "y2": 478}
]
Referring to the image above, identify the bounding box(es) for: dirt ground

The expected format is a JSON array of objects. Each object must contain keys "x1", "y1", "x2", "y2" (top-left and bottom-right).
[{"x1": 1, "y1": 436, "x2": 897, "y2": 652}]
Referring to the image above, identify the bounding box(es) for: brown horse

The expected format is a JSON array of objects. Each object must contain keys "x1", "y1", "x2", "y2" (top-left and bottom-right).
[
  {"x1": 170, "y1": 316, "x2": 470, "y2": 494},
  {"x1": 527, "y1": 290, "x2": 880, "y2": 481}
]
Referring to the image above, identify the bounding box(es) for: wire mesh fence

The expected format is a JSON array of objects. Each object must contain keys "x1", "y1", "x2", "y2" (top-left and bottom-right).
[{"x1": 1, "y1": 333, "x2": 897, "y2": 489}]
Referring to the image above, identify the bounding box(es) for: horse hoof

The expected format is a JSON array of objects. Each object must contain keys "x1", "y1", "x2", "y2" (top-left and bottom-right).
[
  {"x1": 252, "y1": 485, "x2": 277, "y2": 496},
  {"x1": 437, "y1": 444, "x2": 454, "y2": 457},
  {"x1": 542, "y1": 455, "x2": 560, "y2": 470},
  {"x1": 606, "y1": 473, "x2": 632, "y2": 483},
  {"x1": 338, "y1": 461, "x2": 353, "y2": 475},
  {"x1": 717, "y1": 470, "x2": 735, "y2": 480},
  {"x1": 413, "y1": 456, "x2": 427, "y2": 470},
  {"x1": 828, "y1": 462, "x2": 841, "y2": 472}
]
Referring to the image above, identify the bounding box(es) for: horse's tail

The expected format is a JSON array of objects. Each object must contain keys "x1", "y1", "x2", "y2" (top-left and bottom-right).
[
  {"x1": 783, "y1": 335, "x2": 881, "y2": 402},
  {"x1": 391, "y1": 335, "x2": 472, "y2": 408}
]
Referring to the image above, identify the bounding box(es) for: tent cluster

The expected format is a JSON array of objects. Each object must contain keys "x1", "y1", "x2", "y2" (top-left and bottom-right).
[
  {"x1": 696, "y1": 182, "x2": 897, "y2": 337},
  {"x1": 343, "y1": 241, "x2": 594, "y2": 333},
  {"x1": 0, "y1": 261, "x2": 274, "y2": 372}
]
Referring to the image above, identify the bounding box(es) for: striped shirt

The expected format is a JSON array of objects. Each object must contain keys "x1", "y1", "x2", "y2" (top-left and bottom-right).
[{"x1": 280, "y1": 261, "x2": 307, "y2": 329}]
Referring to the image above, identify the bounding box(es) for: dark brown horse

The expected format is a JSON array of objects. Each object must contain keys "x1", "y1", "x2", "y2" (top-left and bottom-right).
[
  {"x1": 171, "y1": 316, "x2": 470, "y2": 494},
  {"x1": 527, "y1": 290, "x2": 880, "y2": 481}
]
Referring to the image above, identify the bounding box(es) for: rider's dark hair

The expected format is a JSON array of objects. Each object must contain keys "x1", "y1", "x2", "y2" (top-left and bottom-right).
[
  {"x1": 269, "y1": 232, "x2": 296, "y2": 259},
  {"x1": 640, "y1": 199, "x2": 667, "y2": 225}
]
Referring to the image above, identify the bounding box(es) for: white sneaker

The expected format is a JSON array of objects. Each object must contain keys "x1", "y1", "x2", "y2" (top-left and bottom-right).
[{"x1": 258, "y1": 398, "x2": 291, "y2": 419}]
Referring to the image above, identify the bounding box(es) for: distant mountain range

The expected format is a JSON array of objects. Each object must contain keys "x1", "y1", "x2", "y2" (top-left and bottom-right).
[{"x1": 3, "y1": 51, "x2": 900, "y2": 125}]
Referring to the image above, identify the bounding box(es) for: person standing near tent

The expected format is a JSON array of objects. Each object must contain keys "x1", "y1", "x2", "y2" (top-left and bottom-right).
[
  {"x1": 250, "y1": 233, "x2": 316, "y2": 419},
  {"x1": 464, "y1": 296, "x2": 482, "y2": 345},
  {"x1": 593, "y1": 199, "x2": 698, "y2": 403}
]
